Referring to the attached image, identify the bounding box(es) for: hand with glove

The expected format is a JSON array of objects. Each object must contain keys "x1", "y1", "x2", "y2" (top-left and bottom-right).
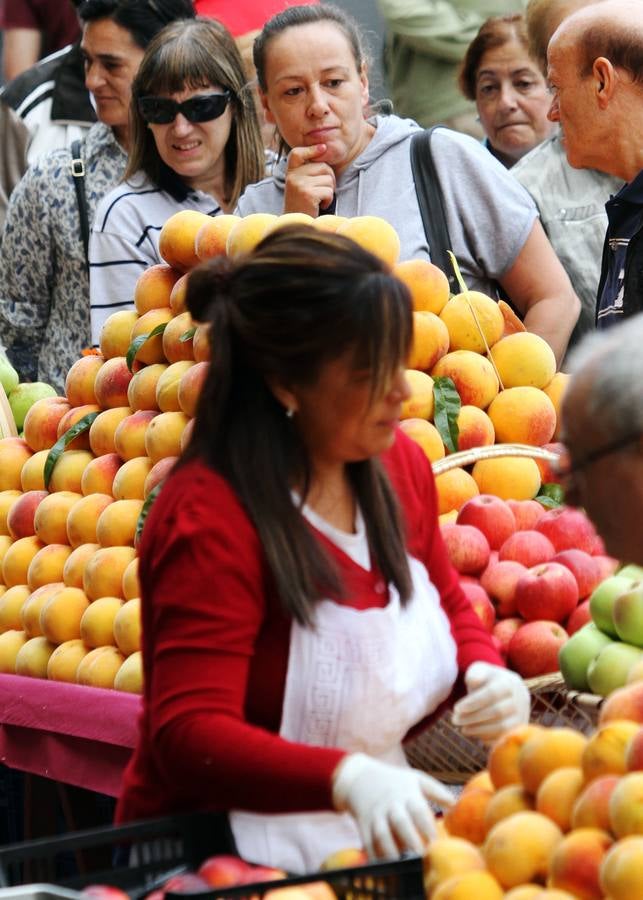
[
  {"x1": 451, "y1": 661, "x2": 530, "y2": 744},
  {"x1": 332, "y1": 752, "x2": 454, "y2": 860}
]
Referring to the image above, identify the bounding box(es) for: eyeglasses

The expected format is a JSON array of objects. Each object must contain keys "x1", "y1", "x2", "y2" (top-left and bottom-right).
[
  {"x1": 138, "y1": 91, "x2": 232, "y2": 125},
  {"x1": 551, "y1": 432, "x2": 641, "y2": 484}
]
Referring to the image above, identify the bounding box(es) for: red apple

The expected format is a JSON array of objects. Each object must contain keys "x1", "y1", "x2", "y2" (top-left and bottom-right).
[
  {"x1": 534, "y1": 506, "x2": 598, "y2": 554},
  {"x1": 506, "y1": 498, "x2": 546, "y2": 530},
  {"x1": 82, "y1": 888, "x2": 130, "y2": 900},
  {"x1": 507, "y1": 619, "x2": 569, "y2": 678},
  {"x1": 162, "y1": 874, "x2": 209, "y2": 894},
  {"x1": 480, "y1": 559, "x2": 528, "y2": 618},
  {"x1": 493, "y1": 617, "x2": 523, "y2": 659},
  {"x1": 243, "y1": 866, "x2": 287, "y2": 884},
  {"x1": 594, "y1": 555, "x2": 621, "y2": 581},
  {"x1": 498, "y1": 530, "x2": 556, "y2": 568},
  {"x1": 456, "y1": 494, "x2": 516, "y2": 550},
  {"x1": 590, "y1": 533, "x2": 607, "y2": 556},
  {"x1": 566, "y1": 599, "x2": 592, "y2": 636},
  {"x1": 461, "y1": 581, "x2": 495, "y2": 631},
  {"x1": 198, "y1": 855, "x2": 254, "y2": 887},
  {"x1": 440, "y1": 523, "x2": 490, "y2": 575},
  {"x1": 552, "y1": 548, "x2": 602, "y2": 599},
  {"x1": 514, "y1": 561, "x2": 579, "y2": 623}
]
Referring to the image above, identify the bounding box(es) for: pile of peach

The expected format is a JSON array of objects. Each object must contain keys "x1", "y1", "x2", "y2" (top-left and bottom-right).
[
  {"x1": 427, "y1": 680, "x2": 643, "y2": 899},
  {"x1": 442, "y1": 493, "x2": 618, "y2": 678}
]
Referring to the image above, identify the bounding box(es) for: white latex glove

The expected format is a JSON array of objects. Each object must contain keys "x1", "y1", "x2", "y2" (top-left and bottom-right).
[
  {"x1": 331, "y1": 752, "x2": 454, "y2": 860},
  {"x1": 451, "y1": 661, "x2": 531, "y2": 743}
]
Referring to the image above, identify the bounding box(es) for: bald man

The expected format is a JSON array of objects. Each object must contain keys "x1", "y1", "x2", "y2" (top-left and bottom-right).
[{"x1": 548, "y1": 0, "x2": 643, "y2": 328}]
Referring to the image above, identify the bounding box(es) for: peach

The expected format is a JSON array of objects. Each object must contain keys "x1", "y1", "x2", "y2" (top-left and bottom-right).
[
  {"x1": 23, "y1": 397, "x2": 71, "y2": 452},
  {"x1": 178, "y1": 361, "x2": 208, "y2": 417},
  {"x1": 156, "y1": 360, "x2": 194, "y2": 412},
  {"x1": 431, "y1": 870, "x2": 504, "y2": 900},
  {"x1": 93, "y1": 357, "x2": 133, "y2": 409},
  {"x1": 130, "y1": 308, "x2": 174, "y2": 366},
  {"x1": 96, "y1": 499, "x2": 142, "y2": 548},
  {"x1": 599, "y1": 680, "x2": 643, "y2": 726},
  {"x1": 7, "y1": 490, "x2": 48, "y2": 539},
  {"x1": 519, "y1": 728, "x2": 588, "y2": 796},
  {"x1": 400, "y1": 369, "x2": 434, "y2": 420},
  {"x1": 27, "y1": 543, "x2": 72, "y2": 590},
  {"x1": 444, "y1": 786, "x2": 494, "y2": 845},
  {"x1": 62, "y1": 542, "x2": 100, "y2": 589},
  {"x1": 112, "y1": 457, "x2": 153, "y2": 502},
  {"x1": 15, "y1": 635, "x2": 56, "y2": 677},
  {"x1": 39, "y1": 585, "x2": 90, "y2": 643},
  {"x1": 66, "y1": 493, "x2": 114, "y2": 547},
  {"x1": 76, "y1": 645, "x2": 126, "y2": 689},
  {"x1": 144, "y1": 411, "x2": 189, "y2": 464},
  {"x1": 65, "y1": 348, "x2": 105, "y2": 407},
  {"x1": 484, "y1": 784, "x2": 534, "y2": 832},
  {"x1": 80, "y1": 453, "x2": 121, "y2": 496},
  {"x1": 88, "y1": 406, "x2": 132, "y2": 456},
  {"x1": 57, "y1": 404, "x2": 101, "y2": 450},
  {"x1": 0, "y1": 490, "x2": 21, "y2": 534},
  {"x1": 582, "y1": 720, "x2": 642, "y2": 783},
  {"x1": 47, "y1": 638, "x2": 90, "y2": 683},
  {"x1": 488, "y1": 387, "x2": 557, "y2": 446},
  {"x1": 0, "y1": 438, "x2": 33, "y2": 490},
  {"x1": 548, "y1": 827, "x2": 613, "y2": 900},
  {"x1": 312, "y1": 214, "x2": 349, "y2": 233},
  {"x1": 133, "y1": 263, "x2": 180, "y2": 315},
  {"x1": 113, "y1": 410, "x2": 156, "y2": 461},
  {"x1": 99, "y1": 311, "x2": 139, "y2": 360},
  {"x1": 114, "y1": 650, "x2": 143, "y2": 693},
  {"x1": 399, "y1": 418, "x2": 445, "y2": 462},
  {"x1": 408, "y1": 311, "x2": 449, "y2": 371},
  {"x1": 393, "y1": 258, "x2": 450, "y2": 315},
  {"x1": 192, "y1": 323, "x2": 211, "y2": 362},
  {"x1": 226, "y1": 213, "x2": 278, "y2": 258},
  {"x1": 2, "y1": 535, "x2": 44, "y2": 587},
  {"x1": 625, "y1": 725, "x2": 643, "y2": 769},
  {"x1": 571, "y1": 774, "x2": 620, "y2": 832},
  {"x1": 0, "y1": 584, "x2": 31, "y2": 631},
  {"x1": 169, "y1": 272, "x2": 189, "y2": 315},
  {"x1": 434, "y1": 467, "x2": 479, "y2": 515},
  {"x1": 336, "y1": 215, "x2": 401, "y2": 268},
  {"x1": 504, "y1": 886, "x2": 548, "y2": 899},
  {"x1": 49, "y1": 450, "x2": 94, "y2": 494},
  {"x1": 423, "y1": 836, "x2": 485, "y2": 896},
  {"x1": 79, "y1": 595, "x2": 123, "y2": 647},
  {"x1": 113, "y1": 596, "x2": 141, "y2": 656},
  {"x1": 20, "y1": 450, "x2": 49, "y2": 492},
  {"x1": 440, "y1": 291, "x2": 504, "y2": 353},
  {"x1": 488, "y1": 333, "x2": 556, "y2": 391},
  {"x1": 34, "y1": 490, "x2": 82, "y2": 544},
  {"x1": 432, "y1": 351, "x2": 499, "y2": 409},
  {"x1": 599, "y1": 835, "x2": 643, "y2": 899},
  {"x1": 626, "y1": 659, "x2": 643, "y2": 685},
  {"x1": 483, "y1": 811, "x2": 562, "y2": 889},
  {"x1": 0, "y1": 629, "x2": 29, "y2": 673},
  {"x1": 122, "y1": 557, "x2": 140, "y2": 600},
  {"x1": 472, "y1": 456, "x2": 542, "y2": 502},
  {"x1": 162, "y1": 312, "x2": 195, "y2": 364},
  {"x1": 463, "y1": 771, "x2": 495, "y2": 793},
  {"x1": 144, "y1": 456, "x2": 177, "y2": 498},
  {"x1": 609, "y1": 771, "x2": 643, "y2": 837},
  {"x1": 543, "y1": 372, "x2": 571, "y2": 441},
  {"x1": 488, "y1": 724, "x2": 545, "y2": 789},
  {"x1": 180, "y1": 418, "x2": 194, "y2": 453},
  {"x1": 270, "y1": 213, "x2": 316, "y2": 232},
  {"x1": 127, "y1": 363, "x2": 167, "y2": 412},
  {"x1": 535, "y1": 767, "x2": 584, "y2": 832},
  {"x1": 83, "y1": 545, "x2": 136, "y2": 600},
  {"x1": 456, "y1": 406, "x2": 495, "y2": 451},
  {"x1": 0, "y1": 534, "x2": 12, "y2": 567},
  {"x1": 21, "y1": 583, "x2": 64, "y2": 637},
  {"x1": 195, "y1": 214, "x2": 241, "y2": 261},
  {"x1": 159, "y1": 210, "x2": 213, "y2": 271}
]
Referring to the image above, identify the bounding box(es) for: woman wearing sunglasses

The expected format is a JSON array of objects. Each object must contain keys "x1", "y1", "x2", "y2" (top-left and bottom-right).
[{"x1": 88, "y1": 17, "x2": 265, "y2": 343}]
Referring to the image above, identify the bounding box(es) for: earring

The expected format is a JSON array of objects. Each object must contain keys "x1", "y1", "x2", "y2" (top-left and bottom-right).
[{"x1": 286, "y1": 407, "x2": 294, "y2": 419}]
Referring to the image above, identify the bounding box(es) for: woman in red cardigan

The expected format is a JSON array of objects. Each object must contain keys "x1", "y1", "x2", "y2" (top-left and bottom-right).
[{"x1": 117, "y1": 226, "x2": 529, "y2": 871}]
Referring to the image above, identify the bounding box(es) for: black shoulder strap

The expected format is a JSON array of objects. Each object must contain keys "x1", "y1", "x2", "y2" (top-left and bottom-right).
[
  {"x1": 410, "y1": 126, "x2": 457, "y2": 292},
  {"x1": 70, "y1": 138, "x2": 90, "y2": 271}
]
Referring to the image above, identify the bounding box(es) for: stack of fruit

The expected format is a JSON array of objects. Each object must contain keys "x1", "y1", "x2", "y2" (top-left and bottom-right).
[{"x1": 0, "y1": 351, "x2": 57, "y2": 438}]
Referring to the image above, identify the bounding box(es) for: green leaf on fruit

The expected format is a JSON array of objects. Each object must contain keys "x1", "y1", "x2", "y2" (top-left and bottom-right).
[
  {"x1": 44, "y1": 411, "x2": 100, "y2": 490},
  {"x1": 135, "y1": 482, "x2": 162, "y2": 545},
  {"x1": 433, "y1": 376, "x2": 461, "y2": 454},
  {"x1": 536, "y1": 482, "x2": 565, "y2": 508},
  {"x1": 126, "y1": 323, "x2": 168, "y2": 372},
  {"x1": 179, "y1": 327, "x2": 196, "y2": 343}
]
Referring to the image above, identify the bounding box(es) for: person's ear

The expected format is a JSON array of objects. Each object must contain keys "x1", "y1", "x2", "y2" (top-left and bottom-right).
[
  {"x1": 267, "y1": 378, "x2": 298, "y2": 416},
  {"x1": 593, "y1": 57, "x2": 616, "y2": 106},
  {"x1": 359, "y1": 63, "x2": 370, "y2": 110},
  {"x1": 259, "y1": 87, "x2": 277, "y2": 126}
]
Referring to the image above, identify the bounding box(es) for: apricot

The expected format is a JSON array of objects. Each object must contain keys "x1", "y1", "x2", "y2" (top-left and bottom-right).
[
  {"x1": 15, "y1": 635, "x2": 56, "y2": 677},
  {"x1": 443, "y1": 786, "x2": 493, "y2": 845},
  {"x1": 582, "y1": 720, "x2": 641, "y2": 783},
  {"x1": 2, "y1": 535, "x2": 45, "y2": 587},
  {"x1": 76, "y1": 645, "x2": 125, "y2": 689},
  {"x1": 489, "y1": 333, "x2": 556, "y2": 390},
  {"x1": 113, "y1": 597, "x2": 141, "y2": 656},
  {"x1": 484, "y1": 784, "x2": 534, "y2": 832},
  {"x1": 79, "y1": 595, "x2": 123, "y2": 648},
  {"x1": 423, "y1": 836, "x2": 485, "y2": 896},
  {"x1": 195, "y1": 214, "x2": 241, "y2": 261},
  {"x1": 408, "y1": 311, "x2": 449, "y2": 371},
  {"x1": 440, "y1": 291, "x2": 504, "y2": 353},
  {"x1": 483, "y1": 811, "x2": 562, "y2": 889},
  {"x1": 143, "y1": 456, "x2": 177, "y2": 498},
  {"x1": 114, "y1": 650, "x2": 143, "y2": 693},
  {"x1": 393, "y1": 258, "x2": 450, "y2": 315},
  {"x1": 57, "y1": 403, "x2": 101, "y2": 451},
  {"x1": 127, "y1": 364, "x2": 167, "y2": 412},
  {"x1": 144, "y1": 411, "x2": 189, "y2": 464},
  {"x1": 112, "y1": 457, "x2": 153, "y2": 502},
  {"x1": 226, "y1": 213, "x2": 278, "y2": 258},
  {"x1": 609, "y1": 771, "x2": 643, "y2": 837},
  {"x1": 178, "y1": 361, "x2": 208, "y2": 418},
  {"x1": 431, "y1": 870, "x2": 503, "y2": 900},
  {"x1": 571, "y1": 774, "x2": 619, "y2": 832},
  {"x1": 0, "y1": 629, "x2": 28, "y2": 673},
  {"x1": 432, "y1": 351, "x2": 499, "y2": 409},
  {"x1": 20, "y1": 451, "x2": 49, "y2": 491},
  {"x1": 0, "y1": 438, "x2": 33, "y2": 491},
  {"x1": 548, "y1": 827, "x2": 613, "y2": 900},
  {"x1": 80, "y1": 453, "x2": 121, "y2": 496},
  {"x1": 434, "y1": 467, "x2": 479, "y2": 516},
  {"x1": 40, "y1": 585, "x2": 90, "y2": 644},
  {"x1": 0, "y1": 584, "x2": 31, "y2": 631},
  {"x1": 133, "y1": 263, "x2": 180, "y2": 315},
  {"x1": 47, "y1": 638, "x2": 90, "y2": 683},
  {"x1": 88, "y1": 406, "x2": 132, "y2": 457},
  {"x1": 535, "y1": 767, "x2": 584, "y2": 832},
  {"x1": 83, "y1": 545, "x2": 136, "y2": 600},
  {"x1": 96, "y1": 499, "x2": 143, "y2": 548},
  {"x1": 455, "y1": 405, "x2": 495, "y2": 451},
  {"x1": 543, "y1": 372, "x2": 570, "y2": 441},
  {"x1": 66, "y1": 493, "x2": 114, "y2": 547},
  {"x1": 63, "y1": 542, "x2": 100, "y2": 589},
  {"x1": 48, "y1": 449, "x2": 94, "y2": 494},
  {"x1": 599, "y1": 834, "x2": 643, "y2": 899},
  {"x1": 0, "y1": 490, "x2": 21, "y2": 534},
  {"x1": 21, "y1": 583, "x2": 65, "y2": 637},
  {"x1": 27, "y1": 543, "x2": 72, "y2": 590},
  {"x1": 23, "y1": 397, "x2": 71, "y2": 452},
  {"x1": 99, "y1": 311, "x2": 139, "y2": 360},
  {"x1": 400, "y1": 370, "x2": 434, "y2": 420},
  {"x1": 336, "y1": 215, "x2": 400, "y2": 268},
  {"x1": 158, "y1": 209, "x2": 211, "y2": 271},
  {"x1": 169, "y1": 272, "x2": 189, "y2": 315},
  {"x1": 472, "y1": 456, "x2": 542, "y2": 502},
  {"x1": 121, "y1": 557, "x2": 140, "y2": 600},
  {"x1": 488, "y1": 387, "x2": 557, "y2": 446},
  {"x1": 489, "y1": 727, "x2": 545, "y2": 789},
  {"x1": 34, "y1": 491, "x2": 82, "y2": 545},
  {"x1": 518, "y1": 727, "x2": 588, "y2": 795},
  {"x1": 93, "y1": 357, "x2": 133, "y2": 409},
  {"x1": 156, "y1": 360, "x2": 194, "y2": 412}
]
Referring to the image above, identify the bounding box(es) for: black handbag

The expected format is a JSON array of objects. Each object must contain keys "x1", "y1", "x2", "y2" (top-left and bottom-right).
[{"x1": 71, "y1": 138, "x2": 90, "y2": 271}]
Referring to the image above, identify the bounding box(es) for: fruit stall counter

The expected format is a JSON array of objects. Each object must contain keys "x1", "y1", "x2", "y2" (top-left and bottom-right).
[{"x1": 0, "y1": 675, "x2": 139, "y2": 796}]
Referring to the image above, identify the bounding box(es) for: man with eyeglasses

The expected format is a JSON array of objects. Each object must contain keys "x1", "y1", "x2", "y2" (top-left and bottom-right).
[{"x1": 558, "y1": 313, "x2": 643, "y2": 566}]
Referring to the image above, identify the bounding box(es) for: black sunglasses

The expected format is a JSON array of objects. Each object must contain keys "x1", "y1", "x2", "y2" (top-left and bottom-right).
[{"x1": 138, "y1": 91, "x2": 232, "y2": 125}]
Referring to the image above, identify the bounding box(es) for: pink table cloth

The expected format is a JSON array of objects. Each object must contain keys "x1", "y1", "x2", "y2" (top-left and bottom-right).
[{"x1": 0, "y1": 674, "x2": 140, "y2": 797}]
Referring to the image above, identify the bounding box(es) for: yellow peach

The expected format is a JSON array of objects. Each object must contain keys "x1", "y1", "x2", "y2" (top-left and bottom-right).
[
  {"x1": 408, "y1": 311, "x2": 450, "y2": 371},
  {"x1": 440, "y1": 291, "x2": 505, "y2": 353},
  {"x1": 48, "y1": 449, "x2": 94, "y2": 494},
  {"x1": 133, "y1": 263, "x2": 180, "y2": 315},
  {"x1": 336, "y1": 216, "x2": 401, "y2": 268},
  {"x1": 27, "y1": 543, "x2": 72, "y2": 590},
  {"x1": 76, "y1": 645, "x2": 126, "y2": 689},
  {"x1": 400, "y1": 370, "x2": 434, "y2": 420},
  {"x1": 434, "y1": 467, "x2": 479, "y2": 515},
  {"x1": 535, "y1": 767, "x2": 584, "y2": 832},
  {"x1": 121, "y1": 557, "x2": 140, "y2": 600},
  {"x1": 543, "y1": 372, "x2": 571, "y2": 441},
  {"x1": 519, "y1": 728, "x2": 588, "y2": 796},
  {"x1": 20, "y1": 450, "x2": 49, "y2": 491},
  {"x1": 0, "y1": 438, "x2": 33, "y2": 491},
  {"x1": 488, "y1": 333, "x2": 556, "y2": 390},
  {"x1": 62, "y1": 542, "x2": 100, "y2": 589},
  {"x1": 226, "y1": 213, "x2": 278, "y2": 258},
  {"x1": 112, "y1": 457, "x2": 153, "y2": 501},
  {"x1": 99, "y1": 311, "x2": 139, "y2": 359},
  {"x1": 487, "y1": 387, "x2": 557, "y2": 447},
  {"x1": 66, "y1": 493, "x2": 114, "y2": 547},
  {"x1": 93, "y1": 356, "x2": 133, "y2": 409},
  {"x1": 79, "y1": 595, "x2": 123, "y2": 647},
  {"x1": 23, "y1": 397, "x2": 71, "y2": 452},
  {"x1": 599, "y1": 834, "x2": 643, "y2": 899},
  {"x1": 0, "y1": 490, "x2": 22, "y2": 535},
  {"x1": 80, "y1": 453, "x2": 121, "y2": 496},
  {"x1": 114, "y1": 650, "x2": 143, "y2": 693},
  {"x1": 34, "y1": 490, "x2": 82, "y2": 545},
  {"x1": 432, "y1": 351, "x2": 499, "y2": 409},
  {"x1": 83, "y1": 546, "x2": 137, "y2": 600},
  {"x1": 96, "y1": 499, "x2": 143, "y2": 548},
  {"x1": 14, "y1": 635, "x2": 56, "y2": 677},
  {"x1": 39, "y1": 586, "x2": 90, "y2": 643},
  {"x1": 158, "y1": 209, "x2": 211, "y2": 271},
  {"x1": 393, "y1": 258, "x2": 450, "y2": 315},
  {"x1": 156, "y1": 360, "x2": 194, "y2": 412},
  {"x1": 483, "y1": 811, "x2": 563, "y2": 889},
  {"x1": 127, "y1": 364, "x2": 167, "y2": 412},
  {"x1": 21, "y1": 583, "x2": 65, "y2": 637},
  {"x1": 0, "y1": 629, "x2": 28, "y2": 673},
  {"x1": 47, "y1": 638, "x2": 91, "y2": 683},
  {"x1": 113, "y1": 410, "x2": 156, "y2": 461},
  {"x1": 113, "y1": 597, "x2": 141, "y2": 656},
  {"x1": 456, "y1": 405, "x2": 495, "y2": 451},
  {"x1": 88, "y1": 407, "x2": 132, "y2": 457},
  {"x1": 0, "y1": 584, "x2": 31, "y2": 631},
  {"x1": 2, "y1": 535, "x2": 44, "y2": 587},
  {"x1": 398, "y1": 418, "x2": 445, "y2": 462},
  {"x1": 144, "y1": 411, "x2": 189, "y2": 463},
  {"x1": 162, "y1": 312, "x2": 195, "y2": 365},
  {"x1": 195, "y1": 214, "x2": 241, "y2": 261},
  {"x1": 472, "y1": 456, "x2": 542, "y2": 502}
]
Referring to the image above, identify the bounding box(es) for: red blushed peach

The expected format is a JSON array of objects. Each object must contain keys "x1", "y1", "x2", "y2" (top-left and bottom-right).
[
  {"x1": 169, "y1": 273, "x2": 189, "y2": 315},
  {"x1": 571, "y1": 775, "x2": 620, "y2": 832},
  {"x1": 126, "y1": 363, "x2": 167, "y2": 412},
  {"x1": 143, "y1": 456, "x2": 178, "y2": 498},
  {"x1": 112, "y1": 457, "x2": 153, "y2": 501},
  {"x1": 178, "y1": 361, "x2": 208, "y2": 418},
  {"x1": 156, "y1": 361, "x2": 194, "y2": 413},
  {"x1": 22, "y1": 397, "x2": 71, "y2": 452},
  {"x1": 0, "y1": 438, "x2": 33, "y2": 491},
  {"x1": 88, "y1": 407, "x2": 132, "y2": 457},
  {"x1": 80, "y1": 453, "x2": 121, "y2": 496},
  {"x1": 144, "y1": 411, "x2": 189, "y2": 464},
  {"x1": 133, "y1": 263, "x2": 180, "y2": 315},
  {"x1": 195, "y1": 214, "x2": 241, "y2": 262},
  {"x1": 7, "y1": 491, "x2": 48, "y2": 540},
  {"x1": 193, "y1": 323, "x2": 211, "y2": 362},
  {"x1": 62, "y1": 542, "x2": 100, "y2": 589},
  {"x1": 66, "y1": 493, "x2": 114, "y2": 547},
  {"x1": 130, "y1": 308, "x2": 174, "y2": 366},
  {"x1": 113, "y1": 410, "x2": 157, "y2": 461},
  {"x1": 600, "y1": 680, "x2": 643, "y2": 727},
  {"x1": 64, "y1": 356, "x2": 105, "y2": 407},
  {"x1": 94, "y1": 357, "x2": 134, "y2": 409},
  {"x1": 48, "y1": 450, "x2": 94, "y2": 494},
  {"x1": 548, "y1": 827, "x2": 613, "y2": 899},
  {"x1": 96, "y1": 499, "x2": 143, "y2": 548},
  {"x1": 34, "y1": 491, "x2": 82, "y2": 545},
  {"x1": 20, "y1": 450, "x2": 49, "y2": 492},
  {"x1": 83, "y1": 545, "x2": 137, "y2": 600},
  {"x1": 57, "y1": 404, "x2": 101, "y2": 451},
  {"x1": 99, "y1": 311, "x2": 139, "y2": 360},
  {"x1": 431, "y1": 350, "x2": 499, "y2": 409},
  {"x1": 456, "y1": 405, "x2": 495, "y2": 451},
  {"x1": 487, "y1": 387, "x2": 557, "y2": 447},
  {"x1": 162, "y1": 312, "x2": 195, "y2": 364}
]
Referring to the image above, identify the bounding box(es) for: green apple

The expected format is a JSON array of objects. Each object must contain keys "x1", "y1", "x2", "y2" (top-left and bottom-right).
[
  {"x1": 7, "y1": 382, "x2": 57, "y2": 430},
  {"x1": 587, "y1": 641, "x2": 643, "y2": 697},
  {"x1": 558, "y1": 623, "x2": 614, "y2": 691},
  {"x1": 619, "y1": 564, "x2": 643, "y2": 580},
  {"x1": 614, "y1": 584, "x2": 643, "y2": 647},
  {"x1": 589, "y1": 574, "x2": 640, "y2": 638},
  {"x1": 0, "y1": 355, "x2": 19, "y2": 395}
]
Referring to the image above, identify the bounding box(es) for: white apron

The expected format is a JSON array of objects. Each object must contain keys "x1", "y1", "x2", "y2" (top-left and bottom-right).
[{"x1": 230, "y1": 555, "x2": 458, "y2": 873}]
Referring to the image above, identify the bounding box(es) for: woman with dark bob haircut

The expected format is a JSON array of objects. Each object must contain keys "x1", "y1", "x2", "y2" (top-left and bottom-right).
[
  {"x1": 116, "y1": 225, "x2": 529, "y2": 871},
  {"x1": 88, "y1": 17, "x2": 265, "y2": 343}
]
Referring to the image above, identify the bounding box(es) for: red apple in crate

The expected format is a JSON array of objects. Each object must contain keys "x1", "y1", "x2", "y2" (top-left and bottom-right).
[
  {"x1": 82, "y1": 888, "x2": 130, "y2": 900},
  {"x1": 162, "y1": 873, "x2": 210, "y2": 894},
  {"x1": 506, "y1": 498, "x2": 546, "y2": 530},
  {"x1": 514, "y1": 561, "x2": 579, "y2": 623},
  {"x1": 590, "y1": 533, "x2": 607, "y2": 556},
  {"x1": 481, "y1": 559, "x2": 527, "y2": 618},
  {"x1": 243, "y1": 866, "x2": 287, "y2": 884},
  {"x1": 460, "y1": 581, "x2": 495, "y2": 631},
  {"x1": 498, "y1": 530, "x2": 556, "y2": 568},
  {"x1": 552, "y1": 549, "x2": 602, "y2": 599},
  {"x1": 456, "y1": 494, "x2": 516, "y2": 550},
  {"x1": 198, "y1": 854, "x2": 255, "y2": 887},
  {"x1": 594, "y1": 555, "x2": 620, "y2": 581},
  {"x1": 535, "y1": 506, "x2": 597, "y2": 554},
  {"x1": 493, "y1": 617, "x2": 523, "y2": 659},
  {"x1": 508, "y1": 619, "x2": 568, "y2": 677},
  {"x1": 566, "y1": 599, "x2": 591, "y2": 636},
  {"x1": 440, "y1": 523, "x2": 490, "y2": 575}
]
